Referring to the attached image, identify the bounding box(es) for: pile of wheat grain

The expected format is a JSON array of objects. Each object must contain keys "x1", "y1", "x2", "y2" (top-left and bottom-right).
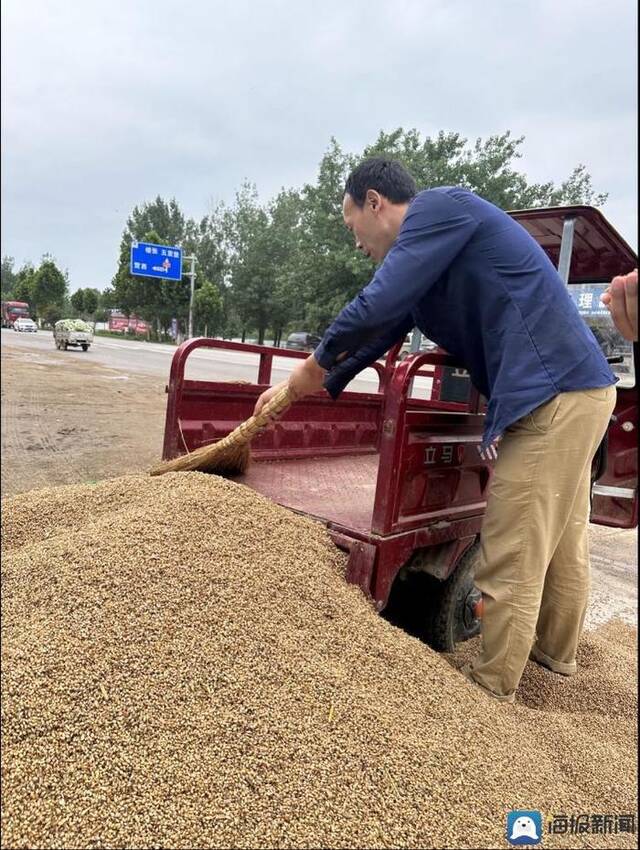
[{"x1": 1, "y1": 473, "x2": 637, "y2": 849}]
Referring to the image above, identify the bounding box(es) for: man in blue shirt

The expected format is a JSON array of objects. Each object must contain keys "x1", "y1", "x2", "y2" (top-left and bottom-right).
[{"x1": 255, "y1": 158, "x2": 616, "y2": 703}]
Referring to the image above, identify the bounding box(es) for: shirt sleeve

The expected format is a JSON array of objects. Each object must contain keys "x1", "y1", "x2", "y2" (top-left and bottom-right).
[
  {"x1": 314, "y1": 190, "x2": 479, "y2": 371},
  {"x1": 322, "y1": 314, "x2": 415, "y2": 399}
]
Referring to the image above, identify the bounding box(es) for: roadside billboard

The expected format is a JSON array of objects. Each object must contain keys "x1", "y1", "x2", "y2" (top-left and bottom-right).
[{"x1": 108, "y1": 312, "x2": 149, "y2": 335}]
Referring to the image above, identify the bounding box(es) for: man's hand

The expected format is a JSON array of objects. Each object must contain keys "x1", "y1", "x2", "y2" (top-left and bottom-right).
[
  {"x1": 252, "y1": 380, "x2": 288, "y2": 417},
  {"x1": 253, "y1": 354, "x2": 327, "y2": 416},
  {"x1": 601, "y1": 269, "x2": 638, "y2": 342}
]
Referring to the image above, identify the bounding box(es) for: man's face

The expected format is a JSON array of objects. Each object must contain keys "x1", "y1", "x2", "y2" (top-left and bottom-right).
[{"x1": 342, "y1": 191, "x2": 396, "y2": 264}]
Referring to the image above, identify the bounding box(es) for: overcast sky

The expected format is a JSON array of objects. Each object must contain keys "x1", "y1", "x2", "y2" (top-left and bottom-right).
[{"x1": 1, "y1": 0, "x2": 637, "y2": 292}]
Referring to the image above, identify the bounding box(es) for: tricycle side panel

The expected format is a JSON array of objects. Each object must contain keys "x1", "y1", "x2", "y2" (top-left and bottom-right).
[
  {"x1": 371, "y1": 354, "x2": 493, "y2": 536},
  {"x1": 166, "y1": 380, "x2": 385, "y2": 461},
  {"x1": 162, "y1": 338, "x2": 388, "y2": 462},
  {"x1": 372, "y1": 412, "x2": 491, "y2": 535}
]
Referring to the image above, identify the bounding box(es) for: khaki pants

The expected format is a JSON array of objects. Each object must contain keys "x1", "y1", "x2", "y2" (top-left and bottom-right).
[{"x1": 465, "y1": 385, "x2": 617, "y2": 702}]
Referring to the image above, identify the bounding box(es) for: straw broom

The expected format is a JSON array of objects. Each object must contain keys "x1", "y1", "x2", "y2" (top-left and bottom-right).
[{"x1": 149, "y1": 385, "x2": 293, "y2": 477}]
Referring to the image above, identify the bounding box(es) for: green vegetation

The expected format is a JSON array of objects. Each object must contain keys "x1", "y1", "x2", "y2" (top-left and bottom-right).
[{"x1": 2, "y1": 128, "x2": 607, "y2": 340}]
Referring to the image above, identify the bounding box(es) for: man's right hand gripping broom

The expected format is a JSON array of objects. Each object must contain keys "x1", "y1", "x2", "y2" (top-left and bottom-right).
[{"x1": 253, "y1": 354, "x2": 327, "y2": 417}]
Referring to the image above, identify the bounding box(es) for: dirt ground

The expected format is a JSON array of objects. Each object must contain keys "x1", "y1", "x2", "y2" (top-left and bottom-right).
[
  {"x1": 1, "y1": 334, "x2": 637, "y2": 629},
  {"x1": 1, "y1": 344, "x2": 167, "y2": 496}
]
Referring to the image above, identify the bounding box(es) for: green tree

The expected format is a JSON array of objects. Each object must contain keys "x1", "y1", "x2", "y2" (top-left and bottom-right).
[
  {"x1": 93, "y1": 287, "x2": 115, "y2": 323},
  {"x1": 288, "y1": 130, "x2": 608, "y2": 333},
  {"x1": 83, "y1": 288, "x2": 100, "y2": 316},
  {"x1": 12, "y1": 263, "x2": 36, "y2": 304},
  {"x1": 183, "y1": 206, "x2": 227, "y2": 287},
  {"x1": 360, "y1": 128, "x2": 608, "y2": 210},
  {"x1": 193, "y1": 280, "x2": 223, "y2": 337},
  {"x1": 267, "y1": 188, "x2": 306, "y2": 345},
  {"x1": 30, "y1": 259, "x2": 68, "y2": 319},
  {"x1": 294, "y1": 138, "x2": 374, "y2": 332},
  {"x1": 70, "y1": 289, "x2": 85, "y2": 313},
  {"x1": 1, "y1": 256, "x2": 17, "y2": 299},
  {"x1": 70, "y1": 288, "x2": 99, "y2": 318},
  {"x1": 224, "y1": 183, "x2": 274, "y2": 344},
  {"x1": 100, "y1": 287, "x2": 117, "y2": 309},
  {"x1": 40, "y1": 303, "x2": 66, "y2": 326}
]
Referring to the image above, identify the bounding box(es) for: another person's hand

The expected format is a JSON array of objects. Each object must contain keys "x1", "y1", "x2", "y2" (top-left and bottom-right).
[
  {"x1": 253, "y1": 354, "x2": 327, "y2": 416},
  {"x1": 601, "y1": 269, "x2": 638, "y2": 342}
]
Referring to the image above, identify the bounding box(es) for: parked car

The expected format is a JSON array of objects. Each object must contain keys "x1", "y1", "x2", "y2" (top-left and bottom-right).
[
  {"x1": 13, "y1": 318, "x2": 38, "y2": 333},
  {"x1": 285, "y1": 331, "x2": 322, "y2": 352},
  {"x1": 53, "y1": 319, "x2": 94, "y2": 351}
]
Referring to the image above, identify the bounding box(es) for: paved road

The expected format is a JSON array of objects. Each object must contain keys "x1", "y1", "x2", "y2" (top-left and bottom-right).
[
  {"x1": 0, "y1": 328, "x2": 433, "y2": 395},
  {"x1": 1, "y1": 327, "x2": 307, "y2": 383}
]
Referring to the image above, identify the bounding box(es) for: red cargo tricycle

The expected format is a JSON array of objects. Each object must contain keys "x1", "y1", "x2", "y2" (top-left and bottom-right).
[{"x1": 160, "y1": 206, "x2": 638, "y2": 651}]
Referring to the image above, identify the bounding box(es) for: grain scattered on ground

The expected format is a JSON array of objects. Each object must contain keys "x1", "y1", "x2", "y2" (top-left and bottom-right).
[{"x1": 2, "y1": 473, "x2": 637, "y2": 849}]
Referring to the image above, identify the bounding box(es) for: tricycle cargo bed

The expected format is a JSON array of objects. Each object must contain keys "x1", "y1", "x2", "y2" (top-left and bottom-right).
[
  {"x1": 242, "y1": 454, "x2": 380, "y2": 534},
  {"x1": 161, "y1": 338, "x2": 492, "y2": 610}
]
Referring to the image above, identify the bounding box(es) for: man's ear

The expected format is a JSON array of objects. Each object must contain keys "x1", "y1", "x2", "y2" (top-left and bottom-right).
[{"x1": 366, "y1": 189, "x2": 382, "y2": 213}]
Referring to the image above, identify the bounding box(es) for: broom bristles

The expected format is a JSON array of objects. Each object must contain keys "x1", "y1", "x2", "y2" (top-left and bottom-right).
[{"x1": 150, "y1": 385, "x2": 293, "y2": 477}]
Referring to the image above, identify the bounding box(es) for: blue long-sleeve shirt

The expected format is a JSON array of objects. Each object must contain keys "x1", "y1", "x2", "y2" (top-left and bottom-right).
[{"x1": 314, "y1": 187, "x2": 616, "y2": 448}]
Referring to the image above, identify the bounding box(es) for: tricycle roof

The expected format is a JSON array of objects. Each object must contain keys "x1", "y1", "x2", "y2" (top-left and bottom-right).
[{"x1": 509, "y1": 205, "x2": 637, "y2": 283}]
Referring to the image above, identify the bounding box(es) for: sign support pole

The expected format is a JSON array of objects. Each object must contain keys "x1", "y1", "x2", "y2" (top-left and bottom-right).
[{"x1": 184, "y1": 255, "x2": 197, "y2": 339}]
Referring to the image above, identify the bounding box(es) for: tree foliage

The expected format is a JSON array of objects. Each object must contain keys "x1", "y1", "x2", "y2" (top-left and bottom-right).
[
  {"x1": 5, "y1": 128, "x2": 609, "y2": 343},
  {"x1": 70, "y1": 287, "x2": 100, "y2": 318},
  {"x1": 1, "y1": 256, "x2": 17, "y2": 299},
  {"x1": 31, "y1": 260, "x2": 68, "y2": 312},
  {"x1": 70, "y1": 289, "x2": 85, "y2": 313},
  {"x1": 193, "y1": 280, "x2": 223, "y2": 336}
]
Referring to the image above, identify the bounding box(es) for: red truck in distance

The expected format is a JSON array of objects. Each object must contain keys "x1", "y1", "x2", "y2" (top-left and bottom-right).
[{"x1": 1, "y1": 301, "x2": 31, "y2": 328}]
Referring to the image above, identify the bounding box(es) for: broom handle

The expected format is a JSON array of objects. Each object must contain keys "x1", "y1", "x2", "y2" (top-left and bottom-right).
[{"x1": 214, "y1": 385, "x2": 294, "y2": 450}]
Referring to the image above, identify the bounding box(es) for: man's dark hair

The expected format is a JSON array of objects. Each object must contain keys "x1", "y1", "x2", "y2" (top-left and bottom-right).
[{"x1": 344, "y1": 157, "x2": 418, "y2": 207}]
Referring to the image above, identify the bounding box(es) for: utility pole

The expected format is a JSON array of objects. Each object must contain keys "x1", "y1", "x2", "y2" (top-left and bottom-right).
[{"x1": 184, "y1": 254, "x2": 197, "y2": 339}]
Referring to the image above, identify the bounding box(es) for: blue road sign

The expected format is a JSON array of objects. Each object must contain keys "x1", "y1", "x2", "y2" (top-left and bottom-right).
[
  {"x1": 568, "y1": 284, "x2": 610, "y2": 317},
  {"x1": 130, "y1": 241, "x2": 183, "y2": 281}
]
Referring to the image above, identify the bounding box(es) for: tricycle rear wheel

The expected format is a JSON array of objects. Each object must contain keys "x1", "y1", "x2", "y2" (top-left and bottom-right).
[
  {"x1": 384, "y1": 542, "x2": 482, "y2": 653},
  {"x1": 422, "y1": 542, "x2": 482, "y2": 652}
]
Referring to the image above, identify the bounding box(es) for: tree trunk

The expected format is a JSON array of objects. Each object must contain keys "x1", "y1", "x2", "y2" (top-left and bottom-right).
[{"x1": 204, "y1": 323, "x2": 208, "y2": 338}]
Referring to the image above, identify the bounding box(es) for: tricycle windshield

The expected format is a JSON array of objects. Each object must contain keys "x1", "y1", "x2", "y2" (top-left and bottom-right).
[{"x1": 568, "y1": 282, "x2": 635, "y2": 387}]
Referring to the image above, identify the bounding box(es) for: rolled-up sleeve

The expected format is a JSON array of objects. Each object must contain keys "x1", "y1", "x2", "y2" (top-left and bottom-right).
[{"x1": 314, "y1": 190, "x2": 479, "y2": 373}]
